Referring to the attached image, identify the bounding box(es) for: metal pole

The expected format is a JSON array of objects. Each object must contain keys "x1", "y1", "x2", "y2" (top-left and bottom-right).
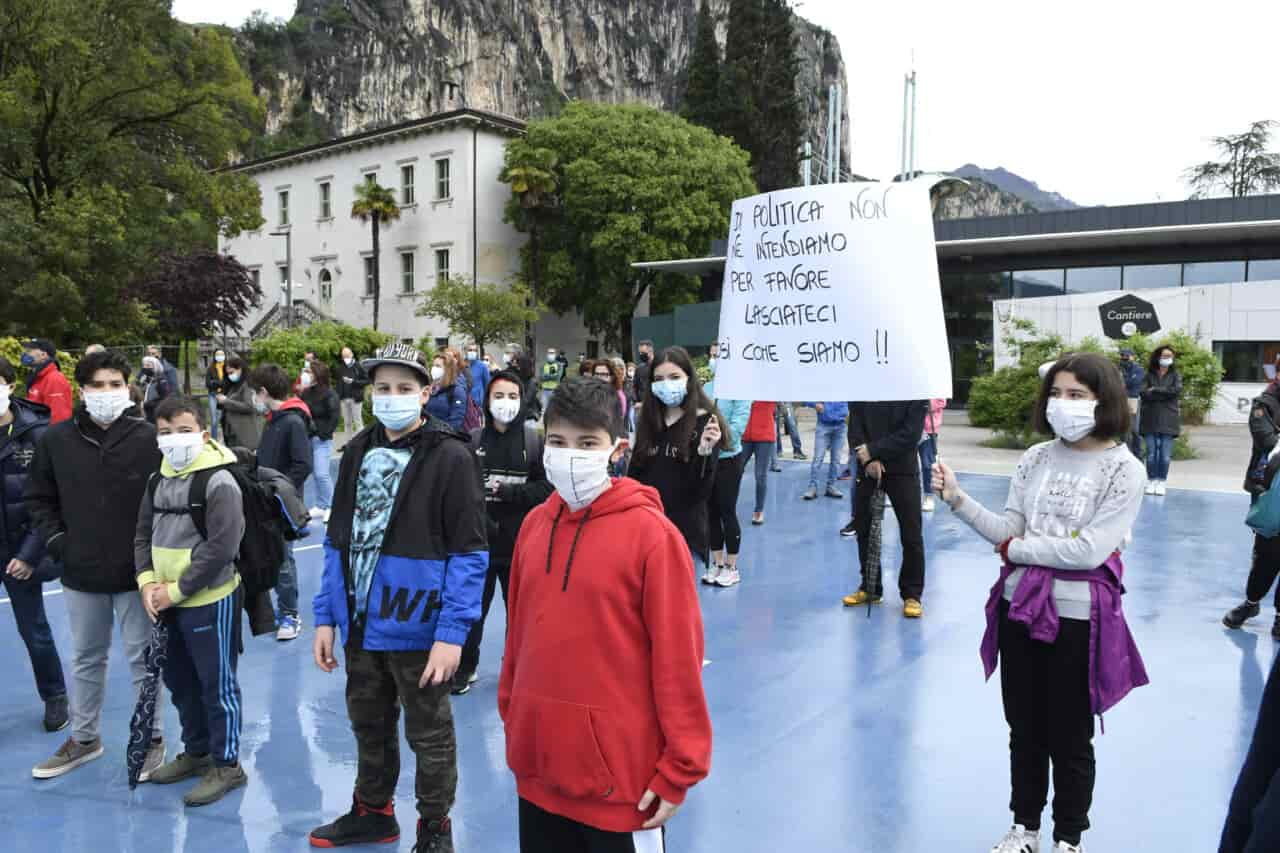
[
  {"x1": 826, "y1": 84, "x2": 836, "y2": 184},
  {"x1": 900, "y1": 75, "x2": 910, "y2": 180},
  {"x1": 285, "y1": 229, "x2": 293, "y2": 329},
  {"x1": 803, "y1": 141, "x2": 812, "y2": 186},
  {"x1": 833, "y1": 85, "x2": 843, "y2": 182},
  {"x1": 909, "y1": 71, "x2": 918, "y2": 177}
]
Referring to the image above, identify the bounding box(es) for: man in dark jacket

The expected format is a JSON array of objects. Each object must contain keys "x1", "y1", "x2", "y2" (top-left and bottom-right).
[
  {"x1": 1119, "y1": 348, "x2": 1145, "y2": 459},
  {"x1": 1247, "y1": 376, "x2": 1280, "y2": 498},
  {"x1": 454, "y1": 369, "x2": 552, "y2": 695},
  {"x1": 0, "y1": 357, "x2": 67, "y2": 732},
  {"x1": 334, "y1": 345, "x2": 370, "y2": 436},
  {"x1": 841, "y1": 399, "x2": 929, "y2": 618},
  {"x1": 634, "y1": 339, "x2": 655, "y2": 404},
  {"x1": 251, "y1": 363, "x2": 313, "y2": 641},
  {"x1": 25, "y1": 349, "x2": 166, "y2": 780}
]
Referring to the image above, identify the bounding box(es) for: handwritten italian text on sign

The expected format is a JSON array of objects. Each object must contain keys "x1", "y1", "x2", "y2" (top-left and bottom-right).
[{"x1": 711, "y1": 181, "x2": 953, "y2": 403}]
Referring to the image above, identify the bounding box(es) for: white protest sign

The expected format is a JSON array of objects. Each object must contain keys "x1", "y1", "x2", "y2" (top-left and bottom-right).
[{"x1": 712, "y1": 180, "x2": 953, "y2": 402}]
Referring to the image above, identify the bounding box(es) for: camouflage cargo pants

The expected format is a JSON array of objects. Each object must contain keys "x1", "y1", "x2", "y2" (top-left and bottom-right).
[{"x1": 344, "y1": 642, "x2": 457, "y2": 818}]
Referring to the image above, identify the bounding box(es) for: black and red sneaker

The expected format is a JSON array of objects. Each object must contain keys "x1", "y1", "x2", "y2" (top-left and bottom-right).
[
  {"x1": 309, "y1": 796, "x2": 400, "y2": 848},
  {"x1": 412, "y1": 816, "x2": 454, "y2": 853}
]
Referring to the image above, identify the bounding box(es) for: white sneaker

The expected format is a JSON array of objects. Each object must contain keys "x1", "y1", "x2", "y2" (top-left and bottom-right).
[
  {"x1": 1144, "y1": 482, "x2": 1157, "y2": 496},
  {"x1": 321, "y1": 509, "x2": 331, "y2": 524},
  {"x1": 992, "y1": 824, "x2": 1039, "y2": 853},
  {"x1": 1155, "y1": 480, "x2": 1166, "y2": 496},
  {"x1": 922, "y1": 495, "x2": 935, "y2": 512},
  {"x1": 276, "y1": 615, "x2": 302, "y2": 641},
  {"x1": 701, "y1": 564, "x2": 722, "y2": 585},
  {"x1": 716, "y1": 567, "x2": 741, "y2": 587},
  {"x1": 309, "y1": 506, "x2": 325, "y2": 519},
  {"x1": 1053, "y1": 842, "x2": 1084, "y2": 853}
]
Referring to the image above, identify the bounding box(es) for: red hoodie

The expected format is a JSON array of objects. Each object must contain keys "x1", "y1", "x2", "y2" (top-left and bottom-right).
[
  {"x1": 498, "y1": 477, "x2": 711, "y2": 832},
  {"x1": 26, "y1": 360, "x2": 73, "y2": 424}
]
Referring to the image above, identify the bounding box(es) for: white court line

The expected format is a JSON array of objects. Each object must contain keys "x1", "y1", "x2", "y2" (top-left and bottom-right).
[{"x1": 294, "y1": 544, "x2": 323, "y2": 552}]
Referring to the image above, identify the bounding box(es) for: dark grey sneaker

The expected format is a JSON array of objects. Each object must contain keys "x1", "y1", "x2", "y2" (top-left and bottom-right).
[
  {"x1": 184, "y1": 764, "x2": 247, "y2": 807},
  {"x1": 32, "y1": 736, "x2": 104, "y2": 779},
  {"x1": 1224, "y1": 601, "x2": 1261, "y2": 629},
  {"x1": 413, "y1": 817, "x2": 454, "y2": 853},
  {"x1": 450, "y1": 670, "x2": 478, "y2": 696},
  {"x1": 825, "y1": 486, "x2": 844, "y2": 499},
  {"x1": 149, "y1": 752, "x2": 212, "y2": 785},
  {"x1": 43, "y1": 695, "x2": 69, "y2": 733}
]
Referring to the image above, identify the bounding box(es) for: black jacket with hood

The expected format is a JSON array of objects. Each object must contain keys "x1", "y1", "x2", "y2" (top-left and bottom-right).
[
  {"x1": 25, "y1": 405, "x2": 162, "y2": 594},
  {"x1": 1, "y1": 397, "x2": 50, "y2": 569},
  {"x1": 469, "y1": 370, "x2": 553, "y2": 565},
  {"x1": 847, "y1": 400, "x2": 929, "y2": 475}
]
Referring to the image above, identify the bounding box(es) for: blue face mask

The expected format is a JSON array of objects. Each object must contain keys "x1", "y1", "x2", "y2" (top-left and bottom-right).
[
  {"x1": 373, "y1": 393, "x2": 422, "y2": 431},
  {"x1": 652, "y1": 378, "x2": 688, "y2": 407},
  {"x1": 20, "y1": 353, "x2": 36, "y2": 367}
]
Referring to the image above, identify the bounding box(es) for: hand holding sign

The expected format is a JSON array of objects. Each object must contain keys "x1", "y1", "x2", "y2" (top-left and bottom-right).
[{"x1": 713, "y1": 181, "x2": 953, "y2": 402}]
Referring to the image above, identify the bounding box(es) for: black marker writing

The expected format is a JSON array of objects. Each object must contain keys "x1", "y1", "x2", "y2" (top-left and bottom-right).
[
  {"x1": 743, "y1": 303, "x2": 838, "y2": 326},
  {"x1": 849, "y1": 186, "x2": 892, "y2": 221},
  {"x1": 755, "y1": 229, "x2": 848, "y2": 261},
  {"x1": 753, "y1": 195, "x2": 825, "y2": 229},
  {"x1": 797, "y1": 340, "x2": 861, "y2": 365},
  {"x1": 741, "y1": 342, "x2": 780, "y2": 363},
  {"x1": 762, "y1": 265, "x2": 831, "y2": 293}
]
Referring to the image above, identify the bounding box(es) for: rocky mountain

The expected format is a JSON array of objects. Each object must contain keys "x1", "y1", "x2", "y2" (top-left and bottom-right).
[
  {"x1": 241, "y1": 0, "x2": 848, "y2": 168},
  {"x1": 952, "y1": 163, "x2": 1079, "y2": 211},
  {"x1": 935, "y1": 176, "x2": 1038, "y2": 220}
]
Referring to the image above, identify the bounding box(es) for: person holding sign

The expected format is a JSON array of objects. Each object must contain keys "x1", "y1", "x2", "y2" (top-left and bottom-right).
[
  {"x1": 931, "y1": 353, "x2": 1148, "y2": 853},
  {"x1": 628, "y1": 347, "x2": 725, "y2": 569},
  {"x1": 841, "y1": 399, "x2": 928, "y2": 618}
]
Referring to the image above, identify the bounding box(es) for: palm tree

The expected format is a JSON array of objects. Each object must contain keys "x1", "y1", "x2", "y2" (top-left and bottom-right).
[
  {"x1": 350, "y1": 181, "x2": 402, "y2": 330},
  {"x1": 500, "y1": 143, "x2": 559, "y2": 351}
]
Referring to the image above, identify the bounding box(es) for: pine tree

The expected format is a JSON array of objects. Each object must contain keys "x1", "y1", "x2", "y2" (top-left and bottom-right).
[
  {"x1": 720, "y1": 0, "x2": 764, "y2": 156},
  {"x1": 681, "y1": 0, "x2": 723, "y2": 132}
]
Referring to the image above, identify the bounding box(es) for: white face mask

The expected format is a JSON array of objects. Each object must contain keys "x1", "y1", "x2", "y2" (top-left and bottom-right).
[
  {"x1": 1046, "y1": 398, "x2": 1097, "y2": 443},
  {"x1": 490, "y1": 397, "x2": 520, "y2": 425},
  {"x1": 1159, "y1": 357, "x2": 1174, "y2": 368},
  {"x1": 343, "y1": 357, "x2": 354, "y2": 366},
  {"x1": 83, "y1": 389, "x2": 132, "y2": 425},
  {"x1": 544, "y1": 441, "x2": 618, "y2": 512},
  {"x1": 214, "y1": 354, "x2": 225, "y2": 363},
  {"x1": 430, "y1": 365, "x2": 445, "y2": 382},
  {"x1": 0, "y1": 383, "x2": 10, "y2": 417},
  {"x1": 157, "y1": 432, "x2": 205, "y2": 472},
  {"x1": 299, "y1": 372, "x2": 314, "y2": 389}
]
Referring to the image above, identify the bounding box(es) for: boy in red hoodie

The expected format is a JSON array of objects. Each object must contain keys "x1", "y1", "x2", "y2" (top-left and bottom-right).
[{"x1": 499, "y1": 377, "x2": 711, "y2": 852}]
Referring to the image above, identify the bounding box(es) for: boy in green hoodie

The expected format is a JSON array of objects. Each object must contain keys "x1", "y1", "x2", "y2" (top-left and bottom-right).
[{"x1": 134, "y1": 398, "x2": 248, "y2": 806}]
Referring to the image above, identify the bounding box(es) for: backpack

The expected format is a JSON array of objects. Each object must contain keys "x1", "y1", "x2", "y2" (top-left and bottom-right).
[
  {"x1": 1246, "y1": 472, "x2": 1280, "y2": 539},
  {"x1": 463, "y1": 395, "x2": 484, "y2": 431},
  {"x1": 147, "y1": 462, "x2": 308, "y2": 596}
]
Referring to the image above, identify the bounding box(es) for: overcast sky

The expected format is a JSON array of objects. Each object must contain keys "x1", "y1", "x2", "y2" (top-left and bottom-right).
[{"x1": 175, "y1": 0, "x2": 1278, "y2": 208}]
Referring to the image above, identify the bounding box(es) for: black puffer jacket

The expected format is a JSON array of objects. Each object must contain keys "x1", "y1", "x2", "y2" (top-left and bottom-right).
[
  {"x1": 25, "y1": 407, "x2": 162, "y2": 594},
  {"x1": 1, "y1": 398, "x2": 50, "y2": 567},
  {"x1": 302, "y1": 385, "x2": 341, "y2": 441}
]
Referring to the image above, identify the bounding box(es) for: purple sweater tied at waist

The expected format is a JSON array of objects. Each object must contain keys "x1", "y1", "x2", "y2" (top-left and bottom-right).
[{"x1": 980, "y1": 552, "x2": 1149, "y2": 719}]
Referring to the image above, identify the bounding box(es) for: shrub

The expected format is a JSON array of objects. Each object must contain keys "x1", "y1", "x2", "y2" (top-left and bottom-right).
[
  {"x1": 0, "y1": 337, "x2": 81, "y2": 402},
  {"x1": 249, "y1": 322, "x2": 391, "y2": 373}
]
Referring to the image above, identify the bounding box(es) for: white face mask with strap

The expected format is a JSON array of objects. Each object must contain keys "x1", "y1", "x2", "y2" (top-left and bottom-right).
[{"x1": 543, "y1": 441, "x2": 619, "y2": 512}]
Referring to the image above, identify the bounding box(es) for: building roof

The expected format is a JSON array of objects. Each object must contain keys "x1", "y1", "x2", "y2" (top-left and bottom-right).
[
  {"x1": 632, "y1": 194, "x2": 1280, "y2": 273},
  {"x1": 228, "y1": 108, "x2": 527, "y2": 175}
]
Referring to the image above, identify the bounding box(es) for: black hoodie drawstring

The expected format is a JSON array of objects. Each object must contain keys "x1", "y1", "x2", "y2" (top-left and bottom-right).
[{"x1": 543, "y1": 503, "x2": 594, "y2": 592}]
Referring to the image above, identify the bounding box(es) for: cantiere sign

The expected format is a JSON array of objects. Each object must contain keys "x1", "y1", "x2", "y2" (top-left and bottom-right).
[{"x1": 1097, "y1": 294, "x2": 1161, "y2": 339}]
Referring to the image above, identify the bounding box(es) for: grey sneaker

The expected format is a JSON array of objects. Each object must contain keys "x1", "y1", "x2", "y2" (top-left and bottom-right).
[
  {"x1": 32, "y1": 736, "x2": 104, "y2": 779},
  {"x1": 137, "y1": 739, "x2": 166, "y2": 783},
  {"x1": 148, "y1": 752, "x2": 212, "y2": 785},
  {"x1": 824, "y1": 485, "x2": 844, "y2": 499},
  {"x1": 184, "y1": 764, "x2": 247, "y2": 807},
  {"x1": 801, "y1": 486, "x2": 818, "y2": 500}
]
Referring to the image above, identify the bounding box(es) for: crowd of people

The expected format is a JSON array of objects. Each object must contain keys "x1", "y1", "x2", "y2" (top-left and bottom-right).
[{"x1": 0, "y1": 333, "x2": 1276, "y2": 853}]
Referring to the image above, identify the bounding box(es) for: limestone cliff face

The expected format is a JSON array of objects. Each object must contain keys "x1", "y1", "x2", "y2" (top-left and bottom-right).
[
  {"x1": 936, "y1": 177, "x2": 1038, "y2": 219},
  {"x1": 262, "y1": 0, "x2": 848, "y2": 167}
]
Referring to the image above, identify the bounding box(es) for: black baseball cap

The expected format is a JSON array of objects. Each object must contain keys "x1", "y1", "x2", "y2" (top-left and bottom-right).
[
  {"x1": 21, "y1": 339, "x2": 55, "y2": 356},
  {"x1": 361, "y1": 342, "x2": 431, "y2": 383}
]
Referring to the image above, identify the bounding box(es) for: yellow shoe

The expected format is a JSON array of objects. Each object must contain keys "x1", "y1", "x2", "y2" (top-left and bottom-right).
[
  {"x1": 841, "y1": 590, "x2": 883, "y2": 607},
  {"x1": 903, "y1": 598, "x2": 923, "y2": 618}
]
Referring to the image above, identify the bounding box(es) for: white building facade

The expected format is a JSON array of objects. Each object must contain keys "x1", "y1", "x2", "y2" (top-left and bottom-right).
[{"x1": 220, "y1": 108, "x2": 599, "y2": 358}]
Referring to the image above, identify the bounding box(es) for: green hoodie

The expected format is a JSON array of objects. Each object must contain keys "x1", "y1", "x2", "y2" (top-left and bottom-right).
[{"x1": 134, "y1": 440, "x2": 244, "y2": 608}]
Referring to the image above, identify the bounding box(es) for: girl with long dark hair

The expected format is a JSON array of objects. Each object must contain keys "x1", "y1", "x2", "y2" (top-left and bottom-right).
[
  {"x1": 1139, "y1": 344, "x2": 1182, "y2": 496},
  {"x1": 301, "y1": 359, "x2": 340, "y2": 522},
  {"x1": 627, "y1": 347, "x2": 725, "y2": 568}
]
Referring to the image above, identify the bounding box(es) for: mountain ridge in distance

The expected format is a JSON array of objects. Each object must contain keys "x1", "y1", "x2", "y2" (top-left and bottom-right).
[{"x1": 952, "y1": 164, "x2": 1079, "y2": 211}]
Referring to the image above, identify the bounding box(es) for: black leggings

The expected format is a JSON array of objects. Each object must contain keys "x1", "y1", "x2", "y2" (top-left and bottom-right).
[
  {"x1": 708, "y1": 453, "x2": 747, "y2": 555},
  {"x1": 1246, "y1": 535, "x2": 1280, "y2": 608}
]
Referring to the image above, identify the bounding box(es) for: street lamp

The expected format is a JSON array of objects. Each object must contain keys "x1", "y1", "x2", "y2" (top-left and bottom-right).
[{"x1": 269, "y1": 228, "x2": 292, "y2": 328}]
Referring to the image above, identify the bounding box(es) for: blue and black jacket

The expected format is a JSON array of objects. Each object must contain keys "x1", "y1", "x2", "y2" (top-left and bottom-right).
[
  {"x1": 314, "y1": 416, "x2": 488, "y2": 651},
  {"x1": 1, "y1": 397, "x2": 50, "y2": 567}
]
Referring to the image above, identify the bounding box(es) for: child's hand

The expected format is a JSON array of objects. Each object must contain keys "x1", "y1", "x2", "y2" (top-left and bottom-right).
[
  {"x1": 699, "y1": 418, "x2": 721, "y2": 451},
  {"x1": 638, "y1": 789, "x2": 680, "y2": 829},
  {"x1": 932, "y1": 461, "x2": 959, "y2": 504},
  {"x1": 420, "y1": 641, "x2": 462, "y2": 687},
  {"x1": 150, "y1": 585, "x2": 174, "y2": 613},
  {"x1": 141, "y1": 582, "x2": 163, "y2": 619},
  {"x1": 313, "y1": 626, "x2": 339, "y2": 673}
]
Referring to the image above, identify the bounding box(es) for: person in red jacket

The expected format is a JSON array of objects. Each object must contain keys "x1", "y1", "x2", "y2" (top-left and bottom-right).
[
  {"x1": 740, "y1": 401, "x2": 777, "y2": 526},
  {"x1": 21, "y1": 339, "x2": 73, "y2": 424},
  {"x1": 499, "y1": 377, "x2": 711, "y2": 852}
]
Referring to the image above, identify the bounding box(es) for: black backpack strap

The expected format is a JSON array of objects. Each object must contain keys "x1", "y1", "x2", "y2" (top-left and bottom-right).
[
  {"x1": 523, "y1": 420, "x2": 543, "y2": 467},
  {"x1": 186, "y1": 468, "x2": 218, "y2": 542}
]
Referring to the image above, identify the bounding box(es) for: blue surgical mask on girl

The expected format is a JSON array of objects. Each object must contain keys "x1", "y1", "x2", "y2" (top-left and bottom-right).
[
  {"x1": 373, "y1": 393, "x2": 422, "y2": 431},
  {"x1": 652, "y1": 378, "x2": 688, "y2": 407}
]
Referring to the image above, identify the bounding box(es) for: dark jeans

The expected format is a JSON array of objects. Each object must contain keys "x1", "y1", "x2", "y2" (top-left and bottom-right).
[
  {"x1": 275, "y1": 547, "x2": 298, "y2": 618},
  {"x1": 163, "y1": 589, "x2": 243, "y2": 765},
  {"x1": 775, "y1": 404, "x2": 802, "y2": 455},
  {"x1": 743, "y1": 441, "x2": 774, "y2": 513},
  {"x1": 917, "y1": 435, "x2": 938, "y2": 495},
  {"x1": 1, "y1": 573, "x2": 66, "y2": 701},
  {"x1": 459, "y1": 558, "x2": 512, "y2": 676},
  {"x1": 1145, "y1": 432, "x2": 1174, "y2": 481},
  {"x1": 1221, "y1": 651, "x2": 1280, "y2": 853},
  {"x1": 345, "y1": 637, "x2": 457, "y2": 819},
  {"x1": 853, "y1": 471, "x2": 925, "y2": 600},
  {"x1": 998, "y1": 601, "x2": 1095, "y2": 846},
  {"x1": 709, "y1": 453, "x2": 747, "y2": 554},
  {"x1": 518, "y1": 798, "x2": 665, "y2": 853},
  {"x1": 1245, "y1": 535, "x2": 1280, "y2": 607}
]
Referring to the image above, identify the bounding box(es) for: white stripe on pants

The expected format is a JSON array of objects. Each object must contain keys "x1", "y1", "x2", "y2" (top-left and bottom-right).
[
  {"x1": 631, "y1": 828, "x2": 665, "y2": 853},
  {"x1": 63, "y1": 588, "x2": 162, "y2": 743}
]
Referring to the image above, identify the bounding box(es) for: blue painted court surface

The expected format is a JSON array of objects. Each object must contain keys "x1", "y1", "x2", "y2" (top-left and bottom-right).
[{"x1": 0, "y1": 464, "x2": 1271, "y2": 852}]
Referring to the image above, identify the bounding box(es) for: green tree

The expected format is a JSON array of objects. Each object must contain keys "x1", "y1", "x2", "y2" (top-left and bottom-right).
[
  {"x1": 415, "y1": 275, "x2": 543, "y2": 354},
  {"x1": 720, "y1": 0, "x2": 803, "y2": 191},
  {"x1": 350, "y1": 181, "x2": 402, "y2": 332},
  {"x1": 501, "y1": 102, "x2": 755, "y2": 353},
  {"x1": 681, "y1": 0, "x2": 723, "y2": 132},
  {"x1": 1185, "y1": 120, "x2": 1280, "y2": 199},
  {"x1": 250, "y1": 321, "x2": 391, "y2": 371},
  {"x1": 500, "y1": 143, "x2": 560, "y2": 352},
  {"x1": 0, "y1": 0, "x2": 264, "y2": 344}
]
